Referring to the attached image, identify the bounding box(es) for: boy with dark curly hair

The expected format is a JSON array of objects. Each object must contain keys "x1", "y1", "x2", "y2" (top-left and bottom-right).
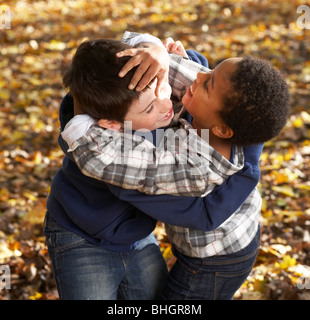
[{"x1": 219, "y1": 56, "x2": 289, "y2": 146}]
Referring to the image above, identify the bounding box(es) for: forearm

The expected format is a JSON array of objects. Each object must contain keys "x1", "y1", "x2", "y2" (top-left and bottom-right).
[
  {"x1": 69, "y1": 124, "x2": 228, "y2": 197},
  {"x1": 107, "y1": 161, "x2": 261, "y2": 232}
]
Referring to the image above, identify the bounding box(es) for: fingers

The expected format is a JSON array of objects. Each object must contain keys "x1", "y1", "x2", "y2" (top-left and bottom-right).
[
  {"x1": 117, "y1": 50, "x2": 142, "y2": 78},
  {"x1": 119, "y1": 59, "x2": 159, "y2": 91},
  {"x1": 162, "y1": 38, "x2": 188, "y2": 58},
  {"x1": 116, "y1": 48, "x2": 137, "y2": 58},
  {"x1": 170, "y1": 41, "x2": 182, "y2": 52},
  {"x1": 116, "y1": 46, "x2": 169, "y2": 92},
  {"x1": 163, "y1": 37, "x2": 174, "y2": 50},
  {"x1": 128, "y1": 62, "x2": 155, "y2": 91},
  {"x1": 155, "y1": 73, "x2": 165, "y2": 98}
]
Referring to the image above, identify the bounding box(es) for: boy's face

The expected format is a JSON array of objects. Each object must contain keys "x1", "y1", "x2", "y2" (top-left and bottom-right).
[
  {"x1": 124, "y1": 79, "x2": 174, "y2": 131},
  {"x1": 182, "y1": 58, "x2": 242, "y2": 131}
]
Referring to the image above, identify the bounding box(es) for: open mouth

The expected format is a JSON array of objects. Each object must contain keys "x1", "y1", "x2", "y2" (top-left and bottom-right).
[
  {"x1": 160, "y1": 108, "x2": 174, "y2": 121},
  {"x1": 186, "y1": 85, "x2": 194, "y2": 98}
]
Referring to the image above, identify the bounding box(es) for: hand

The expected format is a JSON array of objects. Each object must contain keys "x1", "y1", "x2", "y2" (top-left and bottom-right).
[
  {"x1": 243, "y1": 143, "x2": 264, "y2": 166},
  {"x1": 116, "y1": 45, "x2": 169, "y2": 97},
  {"x1": 163, "y1": 38, "x2": 188, "y2": 58}
]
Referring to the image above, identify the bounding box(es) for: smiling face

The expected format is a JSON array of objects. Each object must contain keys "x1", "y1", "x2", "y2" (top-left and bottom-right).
[
  {"x1": 124, "y1": 79, "x2": 174, "y2": 131},
  {"x1": 182, "y1": 58, "x2": 242, "y2": 133}
]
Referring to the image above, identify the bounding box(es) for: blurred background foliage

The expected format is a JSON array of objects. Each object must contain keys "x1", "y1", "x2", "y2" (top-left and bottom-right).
[{"x1": 0, "y1": 0, "x2": 309, "y2": 299}]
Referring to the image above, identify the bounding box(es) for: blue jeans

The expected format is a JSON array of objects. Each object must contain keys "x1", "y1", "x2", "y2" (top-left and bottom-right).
[
  {"x1": 44, "y1": 213, "x2": 168, "y2": 300},
  {"x1": 161, "y1": 227, "x2": 260, "y2": 300}
]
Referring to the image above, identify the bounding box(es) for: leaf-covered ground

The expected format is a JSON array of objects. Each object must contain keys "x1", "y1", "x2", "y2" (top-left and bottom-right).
[{"x1": 0, "y1": 0, "x2": 309, "y2": 300}]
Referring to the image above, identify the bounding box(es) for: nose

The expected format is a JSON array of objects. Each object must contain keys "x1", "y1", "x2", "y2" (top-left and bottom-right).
[
  {"x1": 196, "y1": 72, "x2": 210, "y2": 84},
  {"x1": 159, "y1": 98, "x2": 173, "y2": 113},
  {"x1": 159, "y1": 83, "x2": 172, "y2": 100}
]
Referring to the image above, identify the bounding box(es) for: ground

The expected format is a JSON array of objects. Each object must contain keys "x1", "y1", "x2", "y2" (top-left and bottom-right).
[{"x1": 0, "y1": 0, "x2": 309, "y2": 300}]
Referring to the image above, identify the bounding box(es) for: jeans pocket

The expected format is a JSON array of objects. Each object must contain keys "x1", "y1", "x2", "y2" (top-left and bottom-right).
[
  {"x1": 215, "y1": 262, "x2": 254, "y2": 278},
  {"x1": 53, "y1": 233, "x2": 87, "y2": 254},
  {"x1": 213, "y1": 255, "x2": 257, "y2": 299},
  {"x1": 44, "y1": 213, "x2": 87, "y2": 254}
]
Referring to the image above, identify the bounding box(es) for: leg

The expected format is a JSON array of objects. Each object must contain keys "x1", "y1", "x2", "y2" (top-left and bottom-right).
[
  {"x1": 119, "y1": 233, "x2": 168, "y2": 300},
  {"x1": 44, "y1": 213, "x2": 124, "y2": 300},
  {"x1": 162, "y1": 228, "x2": 260, "y2": 300}
]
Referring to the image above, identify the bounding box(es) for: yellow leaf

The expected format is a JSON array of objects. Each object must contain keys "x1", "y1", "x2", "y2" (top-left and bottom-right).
[
  {"x1": 23, "y1": 191, "x2": 38, "y2": 202},
  {"x1": 299, "y1": 184, "x2": 310, "y2": 191},
  {"x1": 271, "y1": 185, "x2": 297, "y2": 198},
  {"x1": 262, "y1": 209, "x2": 273, "y2": 219},
  {"x1": 162, "y1": 245, "x2": 173, "y2": 261},
  {"x1": 34, "y1": 151, "x2": 42, "y2": 165},
  {"x1": 23, "y1": 199, "x2": 46, "y2": 224},
  {"x1": 44, "y1": 40, "x2": 66, "y2": 51},
  {"x1": 292, "y1": 117, "x2": 303, "y2": 128},
  {"x1": 0, "y1": 80, "x2": 7, "y2": 88},
  {"x1": 0, "y1": 241, "x2": 14, "y2": 263},
  {"x1": 260, "y1": 152, "x2": 269, "y2": 162},
  {"x1": 29, "y1": 77, "x2": 43, "y2": 86},
  {"x1": 29, "y1": 292, "x2": 42, "y2": 300},
  {"x1": 0, "y1": 188, "x2": 10, "y2": 201},
  {"x1": 275, "y1": 255, "x2": 297, "y2": 270},
  {"x1": 0, "y1": 89, "x2": 10, "y2": 99},
  {"x1": 275, "y1": 173, "x2": 288, "y2": 184},
  {"x1": 12, "y1": 130, "x2": 25, "y2": 142},
  {"x1": 301, "y1": 111, "x2": 310, "y2": 124},
  {"x1": 261, "y1": 198, "x2": 268, "y2": 211}
]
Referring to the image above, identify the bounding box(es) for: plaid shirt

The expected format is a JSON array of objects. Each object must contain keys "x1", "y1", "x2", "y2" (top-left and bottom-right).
[
  {"x1": 167, "y1": 189, "x2": 261, "y2": 257},
  {"x1": 65, "y1": 117, "x2": 245, "y2": 197},
  {"x1": 63, "y1": 32, "x2": 261, "y2": 257}
]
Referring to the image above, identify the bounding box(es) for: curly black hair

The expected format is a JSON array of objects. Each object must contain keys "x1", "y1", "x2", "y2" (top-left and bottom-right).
[{"x1": 220, "y1": 56, "x2": 290, "y2": 145}]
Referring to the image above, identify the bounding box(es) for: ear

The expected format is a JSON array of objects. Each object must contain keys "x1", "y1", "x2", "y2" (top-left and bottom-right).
[
  {"x1": 211, "y1": 125, "x2": 234, "y2": 139},
  {"x1": 97, "y1": 119, "x2": 122, "y2": 131}
]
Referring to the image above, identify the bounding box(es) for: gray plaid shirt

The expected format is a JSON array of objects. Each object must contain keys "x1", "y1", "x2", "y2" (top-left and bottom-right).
[
  {"x1": 64, "y1": 117, "x2": 245, "y2": 197},
  {"x1": 62, "y1": 32, "x2": 261, "y2": 257}
]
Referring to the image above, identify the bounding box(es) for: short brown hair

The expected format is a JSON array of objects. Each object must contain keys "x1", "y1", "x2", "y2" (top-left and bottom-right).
[{"x1": 63, "y1": 39, "x2": 140, "y2": 122}]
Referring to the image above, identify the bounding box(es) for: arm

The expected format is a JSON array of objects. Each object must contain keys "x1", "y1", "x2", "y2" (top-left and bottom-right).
[
  {"x1": 114, "y1": 32, "x2": 263, "y2": 230},
  {"x1": 59, "y1": 78, "x2": 263, "y2": 232},
  {"x1": 120, "y1": 32, "x2": 211, "y2": 92},
  {"x1": 117, "y1": 31, "x2": 169, "y2": 97},
  {"x1": 68, "y1": 119, "x2": 240, "y2": 197},
  {"x1": 120, "y1": 32, "x2": 211, "y2": 100},
  {"x1": 107, "y1": 149, "x2": 262, "y2": 231},
  {"x1": 63, "y1": 36, "x2": 228, "y2": 197}
]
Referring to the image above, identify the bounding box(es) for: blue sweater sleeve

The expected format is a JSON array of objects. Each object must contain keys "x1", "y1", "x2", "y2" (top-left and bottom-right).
[
  {"x1": 107, "y1": 150, "x2": 261, "y2": 232},
  {"x1": 58, "y1": 93, "x2": 75, "y2": 162},
  {"x1": 186, "y1": 50, "x2": 209, "y2": 68}
]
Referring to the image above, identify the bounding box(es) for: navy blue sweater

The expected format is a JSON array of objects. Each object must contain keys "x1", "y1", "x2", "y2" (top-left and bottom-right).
[{"x1": 46, "y1": 51, "x2": 263, "y2": 252}]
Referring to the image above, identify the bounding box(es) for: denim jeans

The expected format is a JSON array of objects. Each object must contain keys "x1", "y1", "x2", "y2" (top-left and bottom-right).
[
  {"x1": 44, "y1": 213, "x2": 168, "y2": 300},
  {"x1": 161, "y1": 227, "x2": 260, "y2": 300}
]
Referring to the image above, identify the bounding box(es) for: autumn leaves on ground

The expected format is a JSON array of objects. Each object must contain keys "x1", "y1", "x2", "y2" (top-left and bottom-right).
[{"x1": 0, "y1": 0, "x2": 309, "y2": 300}]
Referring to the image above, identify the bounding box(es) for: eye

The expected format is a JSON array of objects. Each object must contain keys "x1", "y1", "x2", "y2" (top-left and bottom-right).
[
  {"x1": 203, "y1": 79, "x2": 209, "y2": 92},
  {"x1": 146, "y1": 106, "x2": 153, "y2": 113}
]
